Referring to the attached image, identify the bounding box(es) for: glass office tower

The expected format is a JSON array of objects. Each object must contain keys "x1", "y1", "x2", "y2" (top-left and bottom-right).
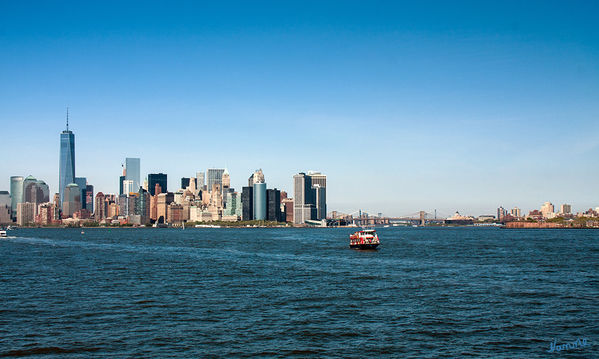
[
  {"x1": 125, "y1": 158, "x2": 140, "y2": 191},
  {"x1": 59, "y1": 123, "x2": 75, "y2": 207},
  {"x1": 207, "y1": 169, "x2": 225, "y2": 193},
  {"x1": 9, "y1": 176, "x2": 23, "y2": 220},
  {"x1": 253, "y1": 182, "x2": 266, "y2": 220},
  {"x1": 74, "y1": 177, "x2": 87, "y2": 209},
  {"x1": 148, "y1": 173, "x2": 167, "y2": 196}
]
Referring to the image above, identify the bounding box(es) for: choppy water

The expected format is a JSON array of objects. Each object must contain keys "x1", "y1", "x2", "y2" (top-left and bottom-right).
[{"x1": 1, "y1": 227, "x2": 597, "y2": 358}]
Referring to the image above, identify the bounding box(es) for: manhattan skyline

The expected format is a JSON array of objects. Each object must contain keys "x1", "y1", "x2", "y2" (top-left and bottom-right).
[{"x1": 1, "y1": 1, "x2": 598, "y2": 216}]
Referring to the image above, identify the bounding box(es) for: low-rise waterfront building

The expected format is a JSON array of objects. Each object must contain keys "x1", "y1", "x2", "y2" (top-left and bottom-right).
[{"x1": 36, "y1": 202, "x2": 54, "y2": 225}]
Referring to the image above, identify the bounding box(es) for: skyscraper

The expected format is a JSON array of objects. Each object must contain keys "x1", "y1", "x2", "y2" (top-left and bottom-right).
[
  {"x1": 207, "y1": 169, "x2": 225, "y2": 193},
  {"x1": 293, "y1": 173, "x2": 314, "y2": 224},
  {"x1": 313, "y1": 184, "x2": 326, "y2": 220},
  {"x1": 497, "y1": 206, "x2": 506, "y2": 221},
  {"x1": 122, "y1": 180, "x2": 135, "y2": 195},
  {"x1": 0, "y1": 191, "x2": 11, "y2": 224},
  {"x1": 540, "y1": 202, "x2": 555, "y2": 218},
  {"x1": 136, "y1": 188, "x2": 151, "y2": 224},
  {"x1": 196, "y1": 172, "x2": 205, "y2": 191},
  {"x1": 86, "y1": 185, "x2": 94, "y2": 213},
  {"x1": 241, "y1": 186, "x2": 253, "y2": 221},
  {"x1": 22, "y1": 176, "x2": 50, "y2": 207},
  {"x1": 59, "y1": 111, "x2": 75, "y2": 207},
  {"x1": 74, "y1": 177, "x2": 87, "y2": 209},
  {"x1": 293, "y1": 171, "x2": 327, "y2": 224},
  {"x1": 119, "y1": 175, "x2": 125, "y2": 196},
  {"x1": 125, "y1": 158, "x2": 141, "y2": 191},
  {"x1": 94, "y1": 192, "x2": 105, "y2": 221},
  {"x1": 63, "y1": 183, "x2": 81, "y2": 218},
  {"x1": 510, "y1": 207, "x2": 521, "y2": 218},
  {"x1": 222, "y1": 169, "x2": 230, "y2": 192},
  {"x1": 249, "y1": 169, "x2": 265, "y2": 187},
  {"x1": 148, "y1": 173, "x2": 167, "y2": 196},
  {"x1": 266, "y1": 188, "x2": 281, "y2": 222},
  {"x1": 9, "y1": 176, "x2": 23, "y2": 220},
  {"x1": 181, "y1": 177, "x2": 190, "y2": 189},
  {"x1": 253, "y1": 182, "x2": 266, "y2": 220},
  {"x1": 308, "y1": 171, "x2": 327, "y2": 220}
]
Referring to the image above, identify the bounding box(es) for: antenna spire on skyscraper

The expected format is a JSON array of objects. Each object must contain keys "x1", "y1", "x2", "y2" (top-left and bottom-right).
[{"x1": 66, "y1": 107, "x2": 69, "y2": 131}]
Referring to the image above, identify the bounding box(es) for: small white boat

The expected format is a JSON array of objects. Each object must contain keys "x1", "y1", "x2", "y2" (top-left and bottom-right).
[{"x1": 0, "y1": 230, "x2": 7, "y2": 237}]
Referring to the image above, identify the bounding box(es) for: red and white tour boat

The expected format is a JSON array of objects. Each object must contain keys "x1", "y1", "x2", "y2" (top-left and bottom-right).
[{"x1": 349, "y1": 229, "x2": 380, "y2": 249}]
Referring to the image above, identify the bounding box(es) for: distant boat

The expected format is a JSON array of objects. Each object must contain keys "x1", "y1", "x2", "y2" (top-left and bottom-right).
[
  {"x1": 349, "y1": 229, "x2": 380, "y2": 250},
  {"x1": 195, "y1": 224, "x2": 221, "y2": 228},
  {"x1": 0, "y1": 230, "x2": 7, "y2": 238},
  {"x1": 384, "y1": 225, "x2": 390, "y2": 228}
]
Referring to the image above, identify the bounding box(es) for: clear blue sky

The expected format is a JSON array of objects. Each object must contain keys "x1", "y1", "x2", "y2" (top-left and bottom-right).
[{"x1": 1, "y1": 1, "x2": 598, "y2": 216}]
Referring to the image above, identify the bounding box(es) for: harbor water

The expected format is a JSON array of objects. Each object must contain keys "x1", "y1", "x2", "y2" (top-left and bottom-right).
[{"x1": 1, "y1": 227, "x2": 597, "y2": 357}]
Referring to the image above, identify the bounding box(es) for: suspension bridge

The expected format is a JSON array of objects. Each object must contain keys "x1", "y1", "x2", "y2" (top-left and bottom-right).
[{"x1": 328, "y1": 209, "x2": 453, "y2": 227}]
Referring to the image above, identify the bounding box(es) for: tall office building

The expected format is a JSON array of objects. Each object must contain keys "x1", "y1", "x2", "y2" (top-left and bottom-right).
[
  {"x1": 22, "y1": 177, "x2": 50, "y2": 207},
  {"x1": 540, "y1": 202, "x2": 555, "y2": 218},
  {"x1": 222, "y1": 170, "x2": 230, "y2": 192},
  {"x1": 63, "y1": 183, "x2": 81, "y2": 218},
  {"x1": 148, "y1": 173, "x2": 167, "y2": 196},
  {"x1": 22, "y1": 175, "x2": 37, "y2": 200},
  {"x1": 253, "y1": 182, "x2": 267, "y2": 220},
  {"x1": 308, "y1": 172, "x2": 326, "y2": 220},
  {"x1": 0, "y1": 191, "x2": 11, "y2": 224},
  {"x1": 86, "y1": 185, "x2": 94, "y2": 213},
  {"x1": 125, "y1": 158, "x2": 141, "y2": 191},
  {"x1": 181, "y1": 177, "x2": 190, "y2": 189},
  {"x1": 94, "y1": 192, "x2": 106, "y2": 221},
  {"x1": 313, "y1": 184, "x2": 326, "y2": 220},
  {"x1": 196, "y1": 172, "x2": 205, "y2": 191},
  {"x1": 224, "y1": 192, "x2": 242, "y2": 217},
  {"x1": 293, "y1": 173, "x2": 314, "y2": 224},
  {"x1": 497, "y1": 206, "x2": 506, "y2": 221},
  {"x1": 122, "y1": 180, "x2": 135, "y2": 195},
  {"x1": 510, "y1": 207, "x2": 521, "y2": 218},
  {"x1": 74, "y1": 177, "x2": 87, "y2": 209},
  {"x1": 207, "y1": 169, "x2": 225, "y2": 193},
  {"x1": 119, "y1": 175, "x2": 125, "y2": 196},
  {"x1": 560, "y1": 204, "x2": 572, "y2": 215},
  {"x1": 266, "y1": 188, "x2": 281, "y2": 222},
  {"x1": 10, "y1": 176, "x2": 24, "y2": 220},
  {"x1": 248, "y1": 169, "x2": 265, "y2": 187},
  {"x1": 136, "y1": 188, "x2": 151, "y2": 224},
  {"x1": 241, "y1": 186, "x2": 253, "y2": 221},
  {"x1": 293, "y1": 171, "x2": 327, "y2": 224},
  {"x1": 59, "y1": 112, "x2": 75, "y2": 207}
]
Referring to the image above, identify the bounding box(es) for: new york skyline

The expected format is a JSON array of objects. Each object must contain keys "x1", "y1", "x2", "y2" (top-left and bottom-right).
[{"x1": 1, "y1": 1, "x2": 598, "y2": 216}]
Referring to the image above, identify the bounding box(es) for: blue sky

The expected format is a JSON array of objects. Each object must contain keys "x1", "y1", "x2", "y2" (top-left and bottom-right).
[{"x1": 1, "y1": 1, "x2": 598, "y2": 216}]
